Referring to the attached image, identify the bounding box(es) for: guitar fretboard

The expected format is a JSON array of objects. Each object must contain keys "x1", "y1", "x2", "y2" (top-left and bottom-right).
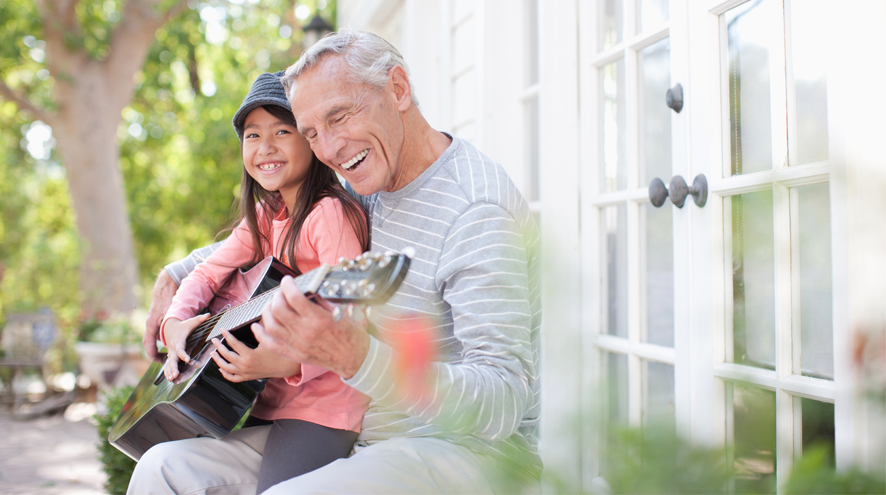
[{"x1": 185, "y1": 264, "x2": 330, "y2": 350}]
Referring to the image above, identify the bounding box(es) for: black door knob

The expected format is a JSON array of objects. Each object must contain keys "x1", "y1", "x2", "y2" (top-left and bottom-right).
[
  {"x1": 668, "y1": 174, "x2": 708, "y2": 208},
  {"x1": 666, "y1": 83, "x2": 683, "y2": 113},
  {"x1": 649, "y1": 178, "x2": 669, "y2": 207}
]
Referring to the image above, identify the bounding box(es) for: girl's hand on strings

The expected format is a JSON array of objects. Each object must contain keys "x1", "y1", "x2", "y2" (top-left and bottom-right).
[
  {"x1": 210, "y1": 329, "x2": 302, "y2": 382},
  {"x1": 163, "y1": 314, "x2": 210, "y2": 382}
]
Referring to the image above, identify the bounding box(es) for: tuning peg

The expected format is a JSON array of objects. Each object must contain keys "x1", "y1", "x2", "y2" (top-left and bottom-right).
[
  {"x1": 332, "y1": 306, "x2": 343, "y2": 322},
  {"x1": 402, "y1": 247, "x2": 415, "y2": 258},
  {"x1": 357, "y1": 257, "x2": 372, "y2": 271}
]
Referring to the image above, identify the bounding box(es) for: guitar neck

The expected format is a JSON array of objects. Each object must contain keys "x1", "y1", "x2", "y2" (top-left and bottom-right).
[{"x1": 199, "y1": 264, "x2": 331, "y2": 342}]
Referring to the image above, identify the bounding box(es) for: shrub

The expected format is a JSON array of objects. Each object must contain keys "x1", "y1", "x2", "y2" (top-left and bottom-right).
[{"x1": 93, "y1": 386, "x2": 136, "y2": 494}]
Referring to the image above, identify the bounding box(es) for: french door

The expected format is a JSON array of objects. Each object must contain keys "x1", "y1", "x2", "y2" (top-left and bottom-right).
[
  {"x1": 580, "y1": 0, "x2": 840, "y2": 492},
  {"x1": 691, "y1": 0, "x2": 837, "y2": 491}
]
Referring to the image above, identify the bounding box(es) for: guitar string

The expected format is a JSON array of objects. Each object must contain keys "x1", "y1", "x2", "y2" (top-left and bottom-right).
[{"x1": 179, "y1": 261, "x2": 378, "y2": 356}]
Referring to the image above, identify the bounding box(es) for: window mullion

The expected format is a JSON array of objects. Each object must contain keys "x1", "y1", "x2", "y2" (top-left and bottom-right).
[{"x1": 776, "y1": 388, "x2": 795, "y2": 493}]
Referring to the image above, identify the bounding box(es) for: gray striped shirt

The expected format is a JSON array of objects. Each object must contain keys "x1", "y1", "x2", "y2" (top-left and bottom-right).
[
  {"x1": 345, "y1": 136, "x2": 542, "y2": 477},
  {"x1": 164, "y1": 243, "x2": 222, "y2": 286}
]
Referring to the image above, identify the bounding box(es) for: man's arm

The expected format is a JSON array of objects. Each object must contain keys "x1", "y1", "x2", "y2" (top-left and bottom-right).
[
  {"x1": 142, "y1": 242, "x2": 222, "y2": 362},
  {"x1": 346, "y1": 204, "x2": 539, "y2": 441},
  {"x1": 254, "y1": 204, "x2": 540, "y2": 441}
]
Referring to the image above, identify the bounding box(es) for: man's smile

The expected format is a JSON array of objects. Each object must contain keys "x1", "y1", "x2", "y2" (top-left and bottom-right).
[{"x1": 341, "y1": 149, "x2": 369, "y2": 171}]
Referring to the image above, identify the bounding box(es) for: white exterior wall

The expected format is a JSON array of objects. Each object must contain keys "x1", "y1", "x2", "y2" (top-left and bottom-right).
[{"x1": 334, "y1": 0, "x2": 885, "y2": 492}]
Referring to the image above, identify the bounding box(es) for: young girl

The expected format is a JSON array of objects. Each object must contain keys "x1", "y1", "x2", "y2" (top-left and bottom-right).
[{"x1": 133, "y1": 71, "x2": 370, "y2": 495}]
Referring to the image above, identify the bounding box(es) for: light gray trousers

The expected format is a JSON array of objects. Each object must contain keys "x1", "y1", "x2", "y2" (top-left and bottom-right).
[{"x1": 126, "y1": 428, "x2": 536, "y2": 495}]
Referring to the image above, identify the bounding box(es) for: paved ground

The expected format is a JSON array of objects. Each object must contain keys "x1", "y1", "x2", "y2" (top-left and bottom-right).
[{"x1": 0, "y1": 403, "x2": 106, "y2": 494}]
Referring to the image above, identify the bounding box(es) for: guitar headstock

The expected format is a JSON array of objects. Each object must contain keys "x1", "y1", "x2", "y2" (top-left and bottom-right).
[{"x1": 315, "y1": 249, "x2": 412, "y2": 304}]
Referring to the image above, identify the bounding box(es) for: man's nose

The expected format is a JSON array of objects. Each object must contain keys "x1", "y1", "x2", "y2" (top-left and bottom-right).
[{"x1": 314, "y1": 130, "x2": 344, "y2": 165}]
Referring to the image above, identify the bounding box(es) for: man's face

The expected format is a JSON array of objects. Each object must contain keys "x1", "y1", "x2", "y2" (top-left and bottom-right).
[{"x1": 291, "y1": 56, "x2": 407, "y2": 196}]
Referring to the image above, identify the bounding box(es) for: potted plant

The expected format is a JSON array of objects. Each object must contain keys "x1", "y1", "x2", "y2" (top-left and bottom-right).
[{"x1": 74, "y1": 315, "x2": 150, "y2": 391}]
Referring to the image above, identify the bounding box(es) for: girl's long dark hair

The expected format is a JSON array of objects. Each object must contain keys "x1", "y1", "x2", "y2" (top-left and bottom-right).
[{"x1": 233, "y1": 104, "x2": 370, "y2": 275}]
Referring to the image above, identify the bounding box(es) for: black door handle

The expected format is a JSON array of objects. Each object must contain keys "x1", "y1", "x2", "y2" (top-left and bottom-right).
[{"x1": 648, "y1": 174, "x2": 708, "y2": 208}]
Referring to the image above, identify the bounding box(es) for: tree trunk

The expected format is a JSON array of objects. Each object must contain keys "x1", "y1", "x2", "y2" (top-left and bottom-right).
[
  {"x1": 15, "y1": 0, "x2": 190, "y2": 318},
  {"x1": 52, "y1": 66, "x2": 139, "y2": 317}
]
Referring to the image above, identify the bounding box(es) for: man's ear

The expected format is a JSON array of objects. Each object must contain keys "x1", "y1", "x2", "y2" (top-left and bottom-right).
[{"x1": 387, "y1": 65, "x2": 412, "y2": 112}]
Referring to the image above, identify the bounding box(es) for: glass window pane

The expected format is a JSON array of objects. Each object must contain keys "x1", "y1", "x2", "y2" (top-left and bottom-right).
[
  {"x1": 726, "y1": 0, "x2": 774, "y2": 176},
  {"x1": 643, "y1": 361, "x2": 674, "y2": 427},
  {"x1": 795, "y1": 183, "x2": 833, "y2": 379},
  {"x1": 790, "y1": 0, "x2": 829, "y2": 165},
  {"x1": 639, "y1": 37, "x2": 672, "y2": 186},
  {"x1": 608, "y1": 352, "x2": 629, "y2": 425},
  {"x1": 800, "y1": 398, "x2": 835, "y2": 469},
  {"x1": 602, "y1": 352, "x2": 629, "y2": 477},
  {"x1": 729, "y1": 191, "x2": 775, "y2": 369},
  {"x1": 601, "y1": 59, "x2": 627, "y2": 192},
  {"x1": 603, "y1": 205, "x2": 628, "y2": 338},
  {"x1": 639, "y1": 0, "x2": 669, "y2": 33},
  {"x1": 601, "y1": 0, "x2": 623, "y2": 50},
  {"x1": 644, "y1": 203, "x2": 673, "y2": 346},
  {"x1": 732, "y1": 383, "x2": 777, "y2": 494}
]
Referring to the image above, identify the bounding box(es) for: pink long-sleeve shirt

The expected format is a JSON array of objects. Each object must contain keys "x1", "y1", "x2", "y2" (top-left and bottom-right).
[{"x1": 162, "y1": 196, "x2": 369, "y2": 432}]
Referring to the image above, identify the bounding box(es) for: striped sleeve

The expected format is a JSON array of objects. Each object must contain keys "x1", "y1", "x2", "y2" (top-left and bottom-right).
[
  {"x1": 345, "y1": 203, "x2": 534, "y2": 442},
  {"x1": 163, "y1": 242, "x2": 224, "y2": 285}
]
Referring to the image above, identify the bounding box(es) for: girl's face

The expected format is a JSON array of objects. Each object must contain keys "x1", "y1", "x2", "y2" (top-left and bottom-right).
[{"x1": 241, "y1": 106, "x2": 313, "y2": 213}]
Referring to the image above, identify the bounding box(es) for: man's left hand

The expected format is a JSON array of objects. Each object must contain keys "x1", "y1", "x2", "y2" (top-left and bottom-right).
[
  {"x1": 144, "y1": 269, "x2": 177, "y2": 362},
  {"x1": 252, "y1": 276, "x2": 371, "y2": 379}
]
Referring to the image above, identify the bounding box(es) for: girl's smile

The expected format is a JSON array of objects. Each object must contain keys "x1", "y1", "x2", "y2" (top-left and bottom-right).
[{"x1": 242, "y1": 107, "x2": 314, "y2": 213}]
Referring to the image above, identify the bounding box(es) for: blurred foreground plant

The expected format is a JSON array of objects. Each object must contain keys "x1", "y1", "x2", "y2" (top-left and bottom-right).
[
  {"x1": 598, "y1": 423, "x2": 734, "y2": 494},
  {"x1": 784, "y1": 445, "x2": 885, "y2": 495},
  {"x1": 94, "y1": 385, "x2": 136, "y2": 494}
]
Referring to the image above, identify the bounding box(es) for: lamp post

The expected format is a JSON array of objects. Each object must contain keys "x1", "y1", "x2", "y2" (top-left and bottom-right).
[{"x1": 302, "y1": 14, "x2": 334, "y2": 49}]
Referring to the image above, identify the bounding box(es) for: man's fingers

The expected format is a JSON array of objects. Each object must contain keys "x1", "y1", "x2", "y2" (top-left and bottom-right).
[
  {"x1": 143, "y1": 333, "x2": 161, "y2": 362},
  {"x1": 278, "y1": 276, "x2": 312, "y2": 312}
]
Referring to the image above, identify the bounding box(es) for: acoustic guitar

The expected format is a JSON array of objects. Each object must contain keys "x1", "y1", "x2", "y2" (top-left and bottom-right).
[{"x1": 109, "y1": 251, "x2": 410, "y2": 461}]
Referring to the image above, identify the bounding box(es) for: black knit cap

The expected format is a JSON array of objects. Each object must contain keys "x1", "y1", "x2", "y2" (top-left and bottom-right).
[{"x1": 232, "y1": 70, "x2": 291, "y2": 139}]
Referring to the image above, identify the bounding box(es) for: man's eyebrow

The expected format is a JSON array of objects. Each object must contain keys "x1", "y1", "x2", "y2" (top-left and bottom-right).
[
  {"x1": 322, "y1": 105, "x2": 349, "y2": 121},
  {"x1": 297, "y1": 105, "x2": 348, "y2": 136}
]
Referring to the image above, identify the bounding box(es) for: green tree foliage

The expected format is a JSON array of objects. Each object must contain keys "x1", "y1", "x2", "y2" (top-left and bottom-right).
[{"x1": 0, "y1": 0, "x2": 335, "y2": 358}]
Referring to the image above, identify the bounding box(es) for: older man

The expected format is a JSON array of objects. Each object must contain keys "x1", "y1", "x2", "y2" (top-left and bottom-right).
[{"x1": 138, "y1": 31, "x2": 541, "y2": 494}]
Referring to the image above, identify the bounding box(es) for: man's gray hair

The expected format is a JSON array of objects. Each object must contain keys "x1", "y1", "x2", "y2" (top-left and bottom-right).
[{"x1": 281, "y1": 30, "x2": 419, "y2": 108}]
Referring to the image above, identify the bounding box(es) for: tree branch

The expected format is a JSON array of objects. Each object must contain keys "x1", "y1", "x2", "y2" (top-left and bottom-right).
[
  {"x1": 104, "y1": 0, "x2": 189, "y2": 74},
  {"x1": 0, "y1": 81, "x2": 56, "y2": 126},
  {"x1": 36, "y1": 0, "x2": 82, "y2": 42},
  {"x1": 161, "y1": 0, "x2": 191, "y2": 25}
]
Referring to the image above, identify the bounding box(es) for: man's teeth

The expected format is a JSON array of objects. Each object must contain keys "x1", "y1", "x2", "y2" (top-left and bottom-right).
[{"x1": 342, "y1": 150, "x2": 369, "y2": 170}]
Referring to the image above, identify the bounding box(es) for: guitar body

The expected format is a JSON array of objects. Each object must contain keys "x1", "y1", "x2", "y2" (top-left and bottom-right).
[
  {"x1": 109, "y1": 257, "x2": 296, "y2": 460},
  {"x1": 109, "y1": 252, "x2": 410, "y2": 461}
]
